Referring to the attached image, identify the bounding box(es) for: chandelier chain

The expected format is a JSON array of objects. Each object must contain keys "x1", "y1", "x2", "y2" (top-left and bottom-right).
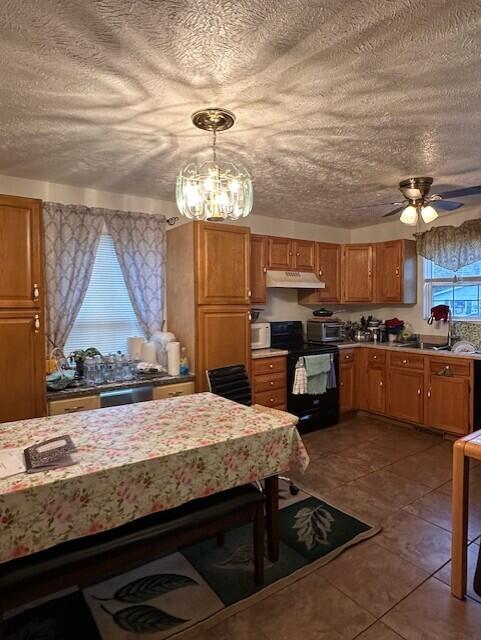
[{"x1": 212, "y1": 129, "x2": 217, "y2": 163}]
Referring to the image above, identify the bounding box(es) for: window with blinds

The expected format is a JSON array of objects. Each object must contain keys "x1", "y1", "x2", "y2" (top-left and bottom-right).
[{"x1": 64, "y1": 233, "x2": 144, "y2": 355}]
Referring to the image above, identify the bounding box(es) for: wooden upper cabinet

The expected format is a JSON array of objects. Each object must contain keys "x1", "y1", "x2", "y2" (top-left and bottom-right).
[
  {"x1": 250, "y1": 235, "x2": 267, "y2": 304},
  {"x1": 425, "y1": 374, "x2": 471, "y2": 435},
  {"x1": 0, "y1": 311, "x2": 46, "y2": 422},
  {"x1": 341, "y1": 244, "x2": 374, "y2": 303},
  {"x1": 388, "y1": 368, "x2": 424, "y2": 424},
  {"x1": 0, "y1": 194, "x2": 43, "y2": 309},
  {"x1": 292, "y1": 240, "x2": 315, "y2": 271},
  {"x1": 267, "y1": 236, "x2": 292, "y2": 270},
  {"x1": 376, "y1": 240, "x2": 417, "y2": 304},
  {"x1": 195, "y1": 222, "x2": 250, "y2": 305},
  {"x1": 317, "y1": 243, "x2": 341, "y2": 302},
  {"x1": 196, "y1": 305, "x2": 251, "y2": 392}
]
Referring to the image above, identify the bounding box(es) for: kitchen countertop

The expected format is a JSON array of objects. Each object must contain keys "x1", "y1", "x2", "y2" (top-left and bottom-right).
[
  {"x1": 251, "y1": 348, "x2": 289, "y2": 359},
  {"x1": 336, "y1": 341, "x2": 481, "y2": 361},
  {"x1": 47, "y1": 373, "x2": 195, "y2": 401}
]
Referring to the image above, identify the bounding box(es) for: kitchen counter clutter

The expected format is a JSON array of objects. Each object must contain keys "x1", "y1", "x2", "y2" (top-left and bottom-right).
[
  {"x1": 46, "y1": 373, "x2": 194, "y2": 400},
  {"x1": 251, "y1": 348, "x2": 289, "y2": 359},
  {"x1": 337, "y1": 342, "x2": 478, "y2": 436},
  {"x1": 336, "y1": 341, "x2": 481, "y2": 360}
]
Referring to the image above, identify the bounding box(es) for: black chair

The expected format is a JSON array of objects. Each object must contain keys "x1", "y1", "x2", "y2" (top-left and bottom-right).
[{"x1": 206, "y1": 364, "x2": 299, "y2": 496}]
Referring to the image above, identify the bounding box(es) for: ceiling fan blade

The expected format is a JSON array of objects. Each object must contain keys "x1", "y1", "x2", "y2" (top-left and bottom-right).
[
  {"x1": 353, "y1": 201, "x2": 405, "y2": 209},
  {"x1": 382, "y1": 206, "x2": 405, "y2": 218},
  {"x1": 432, "y1": 200, "x2": 464, "y2": 212},
  {"x1": 437, "y1": 185, "x2": 481, "y2": 199}
]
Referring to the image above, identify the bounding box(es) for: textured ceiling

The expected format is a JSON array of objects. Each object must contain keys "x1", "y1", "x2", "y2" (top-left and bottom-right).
[{"x1": 1, "y1": 0, "x2": 481, "y2": 227}]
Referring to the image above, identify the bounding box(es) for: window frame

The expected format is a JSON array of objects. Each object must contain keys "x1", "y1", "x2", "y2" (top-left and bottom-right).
[{"x1": 423, "y1": 258, "x2": 481, "y2": 321}]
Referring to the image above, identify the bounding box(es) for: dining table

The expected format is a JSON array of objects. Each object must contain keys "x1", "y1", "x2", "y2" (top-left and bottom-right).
[{"x1": 0, "y1": 392, "x2": 309, "y2": 567}]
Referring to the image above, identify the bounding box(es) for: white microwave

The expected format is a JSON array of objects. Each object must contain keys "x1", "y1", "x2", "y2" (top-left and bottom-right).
[{"x1": 251, "y1": 322, "x2": 271, "y2": 350}]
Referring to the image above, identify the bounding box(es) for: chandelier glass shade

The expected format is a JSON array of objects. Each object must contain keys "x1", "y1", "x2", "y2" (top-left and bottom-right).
[
  {"x1": 176, "y1": 108, "x2": 253, "y2": 222},
  {"x1": 399, "y1": 202, "x2": 439, "y2": 226}
]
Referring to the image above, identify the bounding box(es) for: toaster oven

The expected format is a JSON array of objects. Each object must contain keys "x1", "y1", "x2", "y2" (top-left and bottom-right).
[{"x1": 307, "y1": 320, "x2": 346, "y2": 343}]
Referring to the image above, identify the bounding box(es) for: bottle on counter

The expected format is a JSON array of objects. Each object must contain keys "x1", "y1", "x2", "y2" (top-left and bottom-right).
[
  {"x1": 179, "y1": 347, "x2": 189, "y2": 376},
  {"x1": 84, "y1": 357, "x2": 96, "y2": 385},
  {"x1": 93, "y1": 355, "x2": 104, "y2": 384}
]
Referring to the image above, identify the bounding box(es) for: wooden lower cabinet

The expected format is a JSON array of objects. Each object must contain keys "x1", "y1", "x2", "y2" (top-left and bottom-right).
[
  {"x1": 340, "y1": 362, "x2": 355, "y2": 414},
  {"x1": 252, "y1": 356, "x2": 287, "y2": 410},
  {"x1": 425, "y1": 374, "x2": 471, "y2": 435},
  {"x1": 357, "y1": 347, "x2": 472, "y2": 436},
  {"x1": 197, "y1": 306, "x2": 251, "y2": 392},
  {"x1": 0, "y1": 311, "x2": 46, "y2": 422},
  {"x1": 387, "y1": 368, "x2": 424, "y2": 424},
  {"x1": 366, "y1": 366, "x2": 386, "y2": 414},
  {"x1": 49, "y1": 395, "x2": 100, "y2": 416},
  {"x1": 153, "y1": 381, "x2": 195, "y2": 400}
]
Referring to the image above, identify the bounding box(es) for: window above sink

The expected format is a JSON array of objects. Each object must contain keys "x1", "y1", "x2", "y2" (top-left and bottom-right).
[{"x1": 424, "y1": 258, "x2": 481, "y2": 321}]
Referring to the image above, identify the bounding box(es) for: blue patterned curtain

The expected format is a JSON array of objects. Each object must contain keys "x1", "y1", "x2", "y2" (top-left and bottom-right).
[{"x1": 101, "y1": 209, "x2": 166, "y2": 339}]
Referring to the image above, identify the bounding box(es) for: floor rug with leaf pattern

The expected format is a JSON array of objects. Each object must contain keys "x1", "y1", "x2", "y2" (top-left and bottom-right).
[{"x1": 4, "y1": 483, "x2": 380, "y2": 640}]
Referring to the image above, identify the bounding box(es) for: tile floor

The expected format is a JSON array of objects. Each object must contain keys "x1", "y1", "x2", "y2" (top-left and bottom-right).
[{"x1": 193, "y1": 415, "x2": 481, "y2": 640}]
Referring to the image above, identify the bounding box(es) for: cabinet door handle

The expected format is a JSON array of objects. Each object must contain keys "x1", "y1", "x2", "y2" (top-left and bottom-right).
[
  {"x1": 168, "y1": 391, "x2": 183, "y2": 397},
  {"x1": 395, "y1": 268, "x2": 400, "y2": 276},
  {"x1": 417, "y1": 388, "x2": 421, "y2": 396},
  {"x1": 269, "y1": 364, "x2": 273, "y2": 369},
  {"x1": 296, "y1": 252, "x2": 300, "y2": 257},
  {"x1": 340, "y1": 381, "x2": 344, "y2": 387},
  {"x1": 427, "y1": 389, "x2": 431, "y2": 398},
  {"x1": 269, "y1": 397, "x2": 275, "y2": 403},
  {"x1": 289, "y1": 252, "x2": 293, "y2": 256},
  {"x1": 402, "y1": 359, "x2": 408, "y2": 364},
  {"x1": 34, "y1": 314, "x2": 40, "y2": 333},
  {"x1": 248, "y1": 289, "x2": 252, "y2": 297},
  {"x1": 269, "y1": 381, "x2": 275, "y2": 386},
  {"x1": 248, "y1": 312, "x2": 252, "y2": 321},
  {"x1": 345, "y1": 355, "x2": 351, "y2": 360},
  {"x1": 380, "y1": 380, "x2": 383, "y2": 387},
  {"x1": 33, "y1": 283, "x2": 40, "y2": 301},
  {"x1": 319, "y1": 269, "x2": 323, "y2": 277},
  {"x1": 373, "y1": 355, "x2": 377, "y2": 360},
  {"x1": 65, "y1": 406, "x2": 84, "y2": 412},
  {"x1": 263, "y1": 267, "x2": 267, "y2": 273}
]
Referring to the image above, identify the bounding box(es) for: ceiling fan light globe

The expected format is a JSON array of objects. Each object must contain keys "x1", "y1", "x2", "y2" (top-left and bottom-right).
[
  {"x1": 400, "y1": 205, "x2": 418, "y2": 225},
  {"x1": 421, "y1": 205, "x2": 439, "y2": 223}
]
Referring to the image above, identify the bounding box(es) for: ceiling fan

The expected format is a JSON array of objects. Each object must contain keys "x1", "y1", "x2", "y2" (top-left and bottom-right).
[{"x1": 356, "y1": 177, "x2": 481, "y2": 225}]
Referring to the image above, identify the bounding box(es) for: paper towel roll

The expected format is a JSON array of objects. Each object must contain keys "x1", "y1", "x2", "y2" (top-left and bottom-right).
[
  {"x1": 128, "y1": 337, "x2": 145, "y2": 360},
  {"x1": 167, "y1": 341, "x2": 180, "y2": 376},
  {"x1": 141, "y1": 341, "x2": 157, "y2": 364}
]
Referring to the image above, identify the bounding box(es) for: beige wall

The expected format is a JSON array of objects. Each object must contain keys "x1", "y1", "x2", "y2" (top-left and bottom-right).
[{"x1": 349, "y1": 207, "x2": 481, "y2": 337}]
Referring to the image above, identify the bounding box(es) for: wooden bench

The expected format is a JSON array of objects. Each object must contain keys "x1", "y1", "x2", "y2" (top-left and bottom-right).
[{"x1": 0, "y1": 484, "x2": 264, "y2": 633}]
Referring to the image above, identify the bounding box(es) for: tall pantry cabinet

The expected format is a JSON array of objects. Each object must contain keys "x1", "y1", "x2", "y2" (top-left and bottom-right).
[
  {"x1": 0, "y1": 194, "x2": 46, "y2": 422},
  {"x1": 167, "y1": 221, "x2": 251, "y2": 392}
]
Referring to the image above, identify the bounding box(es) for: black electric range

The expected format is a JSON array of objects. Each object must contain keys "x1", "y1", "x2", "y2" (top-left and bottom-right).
[{"x1": 270, "y1": 321, "x2": 340, "y2": 433}]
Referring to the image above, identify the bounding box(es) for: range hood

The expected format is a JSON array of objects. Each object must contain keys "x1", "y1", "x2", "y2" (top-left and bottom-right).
[{"x1": 266, "y1": 270, "x2": 326, "y2": 289}]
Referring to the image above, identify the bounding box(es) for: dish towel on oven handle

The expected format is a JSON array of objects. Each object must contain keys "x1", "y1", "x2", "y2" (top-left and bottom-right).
[
  {"x1": 305, "y1": 353, "x2": 332, "y2": 395},
  {"x1": 292, "y1": 358, "x2": 307, "y2": 395},
  {"x1": 327, "y1": 354, "x2": 337, "y2": 389}
]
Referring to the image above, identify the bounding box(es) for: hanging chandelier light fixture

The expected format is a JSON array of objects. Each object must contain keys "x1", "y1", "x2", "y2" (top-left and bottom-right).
[{"x1": 176, "y1": 108, "x2": 253, "y2": 222}]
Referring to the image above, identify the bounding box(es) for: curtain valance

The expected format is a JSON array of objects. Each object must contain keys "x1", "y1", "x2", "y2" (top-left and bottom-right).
[
  {"x1": 43, "y1": 202, "x2": 166, "y2": 349},
  {"x1": 415, "y1": 219, "x2": 481, "y2": 272}
]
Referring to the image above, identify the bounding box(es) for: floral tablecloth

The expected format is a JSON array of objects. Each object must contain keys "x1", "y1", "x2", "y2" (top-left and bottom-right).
[{"x1": 0, "y1": 392, "x2": 308, "y2": 563}]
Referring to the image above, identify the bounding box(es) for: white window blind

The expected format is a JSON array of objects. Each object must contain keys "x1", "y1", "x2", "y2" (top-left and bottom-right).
[{"x1": 64, "y1": 233, "x2": 144, "y2": 355}]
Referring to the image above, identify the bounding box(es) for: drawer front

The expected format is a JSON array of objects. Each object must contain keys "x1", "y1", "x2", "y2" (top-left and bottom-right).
[
  {"x1": 429, "y1": 357, "x2": 471, "y2": 378},
  {"x1": 253, "y1": 388, "x2": 286, "y2": 408},
  {"x1": 154, "y1": 382, "x2": 195, "y2": 400},
  {"x1": 340, "y1": 349, "x2": 355, "y2": 363},
  {"x1": 48, "y1": 394, "x2": 100, "y2": 415},
  {"x1": 253, "y1": 371, "x2": 286, "y2": 394},
  {"x1": 389, "y1": 351, "x2": 425, "y2": 371},
  {"x1": 252, "y1": 356, "x2": 286, "y2": 376},
  {"x1": 367, "y1": 350, "x2": 386, "y2": 366}
]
